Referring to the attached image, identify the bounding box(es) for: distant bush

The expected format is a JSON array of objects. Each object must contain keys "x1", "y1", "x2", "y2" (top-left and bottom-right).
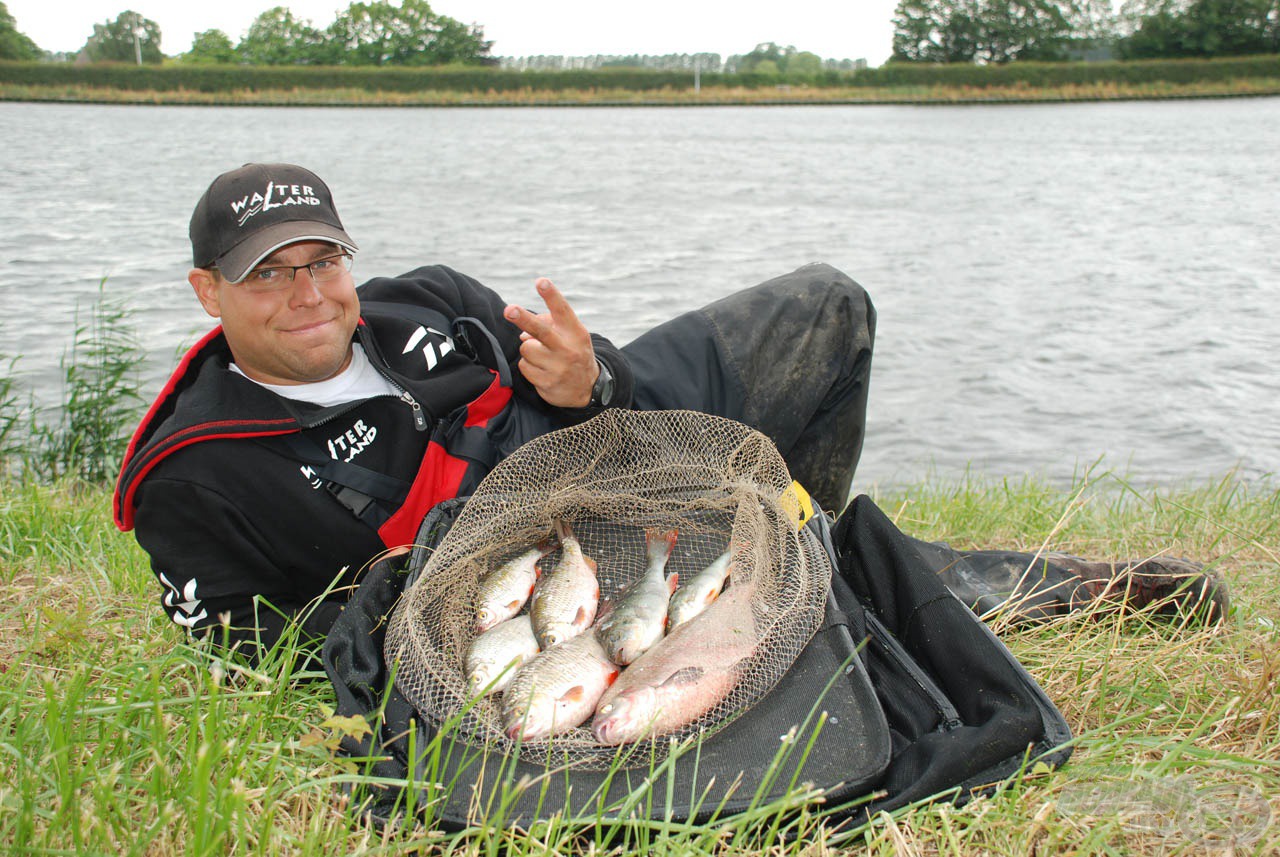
[{"x1": 860, "y1": 54, "x2": 1280, "y2": 87}]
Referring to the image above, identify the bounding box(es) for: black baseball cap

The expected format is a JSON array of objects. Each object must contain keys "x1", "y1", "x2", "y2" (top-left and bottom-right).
[{"x1": 189, "y1": 163, "x2": 359, "y2": 283}]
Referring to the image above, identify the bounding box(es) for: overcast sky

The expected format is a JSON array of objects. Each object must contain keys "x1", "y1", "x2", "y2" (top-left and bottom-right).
[{"x1": 6, "y1": 0, "x2": 899, "y2": 65}]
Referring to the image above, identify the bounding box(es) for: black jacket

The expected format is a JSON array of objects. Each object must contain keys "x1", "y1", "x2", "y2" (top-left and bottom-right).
[{"x1": 113, "y1": 265, "x2": 633, "y2": 656}]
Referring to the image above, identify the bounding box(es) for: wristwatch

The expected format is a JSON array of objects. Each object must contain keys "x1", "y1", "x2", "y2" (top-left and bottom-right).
[{"x1": 589, "y1": 358, "x2": 615, "y2": 408}]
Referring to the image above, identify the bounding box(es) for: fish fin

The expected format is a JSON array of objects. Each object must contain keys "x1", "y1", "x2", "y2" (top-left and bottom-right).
[
  {"x1": 585, "y1": 554, "x2": 598, "y2": 572},
  {"x1": 666, "y1": 573, "x2": 679, "y2": 594},
  {"x1": 562, "y1": 685, "x2": 586, "y2": 703},
  {"x1": 555, "y1": 520, "x2": 575, "y2": 543},
  {"x1": 659, "y1": 666, "x2": 705, "y2": 688},
  {"x1": 605, "y1": 666, "x2": 619, "y2": 686},
  {"x1": 505, "y1": 598, "x2": 523, "y2": 613},
  {"x1": 574, "y1": 605, "x2": 592, "y2": 627},
  {"x1": 645, "y1": 528, "x2": 679, "y2": 563}
]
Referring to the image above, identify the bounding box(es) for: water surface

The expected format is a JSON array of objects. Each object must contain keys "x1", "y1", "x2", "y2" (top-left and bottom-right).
[{"x1": 2, "y1": 99, "x2": 1277, "y2": 489}]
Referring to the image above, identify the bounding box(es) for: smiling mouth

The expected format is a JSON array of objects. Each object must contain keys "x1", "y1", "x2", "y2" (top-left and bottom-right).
[{"x1": 283, "y1": 318, "x2": 338, "y2": 335}]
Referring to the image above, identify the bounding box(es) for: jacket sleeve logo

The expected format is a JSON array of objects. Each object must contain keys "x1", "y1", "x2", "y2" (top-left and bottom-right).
[
  {"x1": 403, "y1": 325, "x2": 455, "y2": 371},
  {"x1": 158, "y1": 572, "x2": 208, "y2": 628}
]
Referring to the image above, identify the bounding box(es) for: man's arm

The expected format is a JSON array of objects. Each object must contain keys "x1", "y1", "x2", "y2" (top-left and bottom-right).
[
  {"x1": 359, "y1": 266, "x2": 633, "y2": 414},
  {"x1": 133, "y1": 477, "x2": 353, "y2": 662}
]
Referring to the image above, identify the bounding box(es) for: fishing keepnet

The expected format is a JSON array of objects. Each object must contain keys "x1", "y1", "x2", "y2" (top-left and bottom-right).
[{"x1": 384, "y1": 409, "x2": 833, "y2": 768}]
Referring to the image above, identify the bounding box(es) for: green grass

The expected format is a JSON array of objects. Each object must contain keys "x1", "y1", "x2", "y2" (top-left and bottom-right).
[{"x1": 2, "y1": 472, "x2": 1277, "y2": 854}]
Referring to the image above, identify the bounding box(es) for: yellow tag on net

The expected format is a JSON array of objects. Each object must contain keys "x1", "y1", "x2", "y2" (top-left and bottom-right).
[{"x1": 779, "y1": 480, "x2": 815, "y2": 530}]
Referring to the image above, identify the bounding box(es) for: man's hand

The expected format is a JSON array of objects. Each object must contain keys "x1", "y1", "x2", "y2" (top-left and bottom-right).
[{"x1": 503, "y1": 278, "x2": 599, "y2": 408}]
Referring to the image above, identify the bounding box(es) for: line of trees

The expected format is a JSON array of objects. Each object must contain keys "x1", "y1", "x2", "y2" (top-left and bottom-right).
[
  {"x1": 891, "y1": 0, "x2": 1280, "y2": 62},
  {"x1": 198, "y1": 1, "x2": 493, "y2": 66},
  {"x1": 7, "y1": 1, "x2": 493, "y2": 66},
  {"x1": 499, "y1": 45, "x2": 866, "y2": 74}
]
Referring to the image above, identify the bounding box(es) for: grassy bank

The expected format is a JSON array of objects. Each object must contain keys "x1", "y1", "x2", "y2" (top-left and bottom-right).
[
  {"x1": 4, "y1": 77, "x2": 1280, "y2": 106},
  {"x1": 2, "y1": 473, "x2": 1277, "y2": 853}
]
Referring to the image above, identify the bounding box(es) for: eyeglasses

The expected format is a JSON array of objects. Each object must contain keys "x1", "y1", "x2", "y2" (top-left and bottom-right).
[{"x1": 234, "y1": 253, "x2": 353, "y2": 293}]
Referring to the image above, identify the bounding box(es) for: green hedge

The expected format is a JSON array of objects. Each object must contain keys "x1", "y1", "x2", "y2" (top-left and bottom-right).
[
  {"x1": 853, "y1": 54, "x2": 1280, "y2": 87},
  {"x1": 2, "y1": 54, "x2": 1278, "y2": 93}
]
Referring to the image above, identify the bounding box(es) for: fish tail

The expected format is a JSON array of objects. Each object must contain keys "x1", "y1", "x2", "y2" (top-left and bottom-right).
[
  {"x1": 646, "y1": 528, "x2": 678, "y2": 564},
  {"x1": 555, "y1": 519, "x2": 574, "y2": 543}
]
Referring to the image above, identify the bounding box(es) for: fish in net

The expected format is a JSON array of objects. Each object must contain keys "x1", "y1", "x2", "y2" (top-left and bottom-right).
[{"x1": 384, "y1": 409, "x2": 833, "y2": 770}]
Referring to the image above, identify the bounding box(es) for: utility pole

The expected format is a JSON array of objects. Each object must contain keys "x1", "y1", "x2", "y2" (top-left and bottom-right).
[{"x1": 133, "y1": 12, "x2": 143, "y2": 65}]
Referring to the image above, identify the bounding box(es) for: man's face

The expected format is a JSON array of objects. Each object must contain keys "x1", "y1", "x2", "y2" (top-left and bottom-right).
[{"x1": 188, "y1": 241, "x2": 360, "y2": 386}]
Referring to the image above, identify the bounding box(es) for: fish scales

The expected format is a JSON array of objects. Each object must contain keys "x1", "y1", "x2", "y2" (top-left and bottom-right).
[
  {"x1": 529, "y1": 520, "x2": 599, "y2": 649},
  {"x1": 592, "y1": 579, "x2": 758, "y2": 745},
  {"x1": 502, "y1": 632, "x2": 619, "y2": 741},
  {"x1": 464, "y1": 614, "x2": 540, "y2": 698},
  {"x1": 474, "y1": 543, "x2": 550, "y2": 632},
  {"x1": 667, "y1": 549, "x2": 733, "y2": 629},
  {"x1": 595, "y1": 528, "x2": 679, "y2": 665}
]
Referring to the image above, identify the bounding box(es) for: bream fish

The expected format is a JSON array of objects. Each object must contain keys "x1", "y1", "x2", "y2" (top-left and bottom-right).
[
  {"x1": 595, "y1": 528, "x2": 679, "y2": 665},
  {"x1": 502, "y1": 632, "x2": 619, "y2": 741},
  {"x1": 474, "y1": 542, "x2": 552, "y2": 632},
  {"x1": 464, "y1": 614, "x2": 541, "y2": 698},
  {"x1": 667, "y1": 549, "x2": 733, "y2": 629},
  {"x1": 529, "y1": 520, "x2": 599, "y2": 648},
  {"x1": 592, "y1": 578, "x2": 758, "y2": 745}
]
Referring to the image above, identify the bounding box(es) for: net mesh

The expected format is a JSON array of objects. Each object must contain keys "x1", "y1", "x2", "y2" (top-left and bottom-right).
[{"x1": 384, "y1": 409, "x2": 832, "y2": 768}]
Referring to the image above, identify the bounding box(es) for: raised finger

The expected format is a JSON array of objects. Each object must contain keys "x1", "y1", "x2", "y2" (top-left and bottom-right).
[
  {"x1": 503, "y1": 303, "x2": 556, "y2": 345},
  {"x1": 535, "y1": 278, "x2": 589, "y2": 340}
]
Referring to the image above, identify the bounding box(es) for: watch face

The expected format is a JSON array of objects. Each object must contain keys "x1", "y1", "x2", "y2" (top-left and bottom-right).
[{"x1": 594, "y1": 361, "x2": 614, "y2": 406}]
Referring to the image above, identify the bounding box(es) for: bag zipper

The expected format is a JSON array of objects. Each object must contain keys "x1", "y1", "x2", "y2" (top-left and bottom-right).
[{"x1": 865, "y1": 611, "x2": 963, "y2": 732}]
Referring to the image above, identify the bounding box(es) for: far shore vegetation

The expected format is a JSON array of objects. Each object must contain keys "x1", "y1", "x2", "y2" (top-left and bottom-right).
[
  {"x1": 3, "y1": 0, "x2": 1280, "y2": 107},
  {"x1": 3, "y1": 55, "x2": 1279, "y2": 107}
]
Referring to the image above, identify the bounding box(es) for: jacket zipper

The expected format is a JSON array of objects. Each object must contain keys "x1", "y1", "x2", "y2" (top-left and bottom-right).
[
  {"x1": 359, "y1": 329, "x2": 432, "y2": 432},
  {"x1": 399, "y1": 390, "x2": 429, "y2": 431}
]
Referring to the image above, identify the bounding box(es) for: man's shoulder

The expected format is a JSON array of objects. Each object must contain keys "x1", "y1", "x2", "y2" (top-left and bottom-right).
[{"x1": 356, "y1": 264, "x2": 485, "y2": 304}]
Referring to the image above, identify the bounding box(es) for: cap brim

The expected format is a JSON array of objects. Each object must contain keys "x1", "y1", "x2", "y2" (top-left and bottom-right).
[{"x1": 216, "y1": 220, "x2": 359, "y2": 283}]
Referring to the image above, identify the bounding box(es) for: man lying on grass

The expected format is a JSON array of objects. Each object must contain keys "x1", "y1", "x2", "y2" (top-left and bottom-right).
[{"x1": 113, "y1": 162, "x2": 1228, "y2": 663}]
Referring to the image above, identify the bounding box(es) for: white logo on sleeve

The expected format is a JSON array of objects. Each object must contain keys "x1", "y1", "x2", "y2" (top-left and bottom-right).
[
  {"x1": 159, "y1": 572, "x2": 208, "y2": 628},
  {"x1": 402, "y1": 325, "x2": 455, "y2": 371}
]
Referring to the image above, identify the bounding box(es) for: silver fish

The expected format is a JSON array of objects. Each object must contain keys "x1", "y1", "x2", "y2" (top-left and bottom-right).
[
  {"x1": 464, "y1": 614, "x2": 541, "y2": 698},
  {"x1": 595, "y1": 528, "x2": 679, "y2": 665},
  {"x1": 592, "y1": 579, "x2": 758, "y2": 745},
  {"x1": 667, "y1": 550, "x2": 733, "y2": 629},
  {"x1": 529, "y1": 520, "x2": 599, "y2": 648},
  {"x1": 474, "y1": 542, "x2": 552, "y2": 632},
  {"x1": 502, "y1": 633, "x2": 619, "y2": 741}
]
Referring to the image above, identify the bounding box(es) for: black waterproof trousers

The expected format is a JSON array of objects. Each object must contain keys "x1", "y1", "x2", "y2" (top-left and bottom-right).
[
  {"x1": 620, "y1": 264, "x2": 1225, "y2": 623},
  {"x1": 622, "y1": 262, "x2": 875, "y2": 515}
]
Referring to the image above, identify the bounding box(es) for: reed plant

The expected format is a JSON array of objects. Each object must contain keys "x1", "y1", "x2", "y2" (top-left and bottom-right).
[
  {"x1": 2, "y1": 282, "x2": 146, "y2": 485},
  {"x1": 1, "y1": 469, "x2": 1276, "y2": 854}
]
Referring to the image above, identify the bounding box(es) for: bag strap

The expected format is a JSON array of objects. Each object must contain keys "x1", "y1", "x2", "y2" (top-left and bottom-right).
[
  {"x1": 278, "y1": 432, "x2": 412, "y2": 530},
  {"x1": 361, "y1": 301, "x2": 514, "y2": 389}
]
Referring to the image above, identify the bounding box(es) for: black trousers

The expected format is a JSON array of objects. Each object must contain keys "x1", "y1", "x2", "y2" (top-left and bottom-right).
[
  {"x1": 622, "y1": 262, "x2": 875, "y2": 515},
  {"x1": 619, "y1": 266, "x2": 1224, "y2": 623}
]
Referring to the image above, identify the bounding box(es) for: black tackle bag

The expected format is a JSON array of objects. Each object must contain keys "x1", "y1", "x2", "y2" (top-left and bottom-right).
[{"x1": 322, "y1": 494, "x2": 1072, "y2": 830}]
